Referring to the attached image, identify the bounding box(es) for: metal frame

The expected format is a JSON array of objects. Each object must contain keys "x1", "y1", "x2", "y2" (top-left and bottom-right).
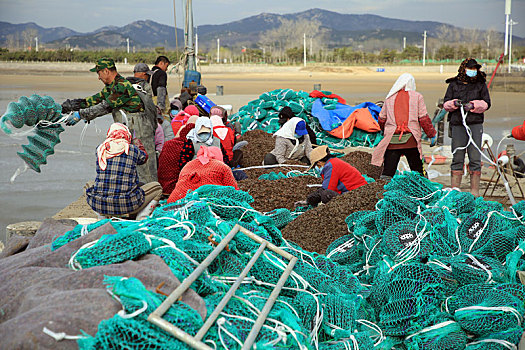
[
  {"x1": 147, "y1": 224, "x2": 298, "y2": 350},
  {"x1": 482, "y1": 140, "x2": 524, "y2": 200}
]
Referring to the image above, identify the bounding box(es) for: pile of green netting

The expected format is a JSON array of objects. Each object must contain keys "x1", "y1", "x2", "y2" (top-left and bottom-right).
[
  {"x1": 230, "y1": 88, "x2": 383, "y2": 149},
  {"x1": 52, "y1": 172, "x2": 525, "y2": 349},
  {"x1": 258, "y1": 168, "x2": 318, "y2": 180},
  {"x1": 0, "y1": 94, "x2": 64, "y2": 172}
]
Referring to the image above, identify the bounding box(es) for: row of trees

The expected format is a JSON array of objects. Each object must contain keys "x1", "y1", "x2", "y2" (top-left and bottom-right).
[{"x1": 3, "y1": 45, "x2": 523, "y2": 66}]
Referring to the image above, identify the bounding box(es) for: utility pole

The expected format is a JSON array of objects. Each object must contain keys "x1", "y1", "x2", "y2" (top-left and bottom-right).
[
  {"x1": 173, "y1": 0, "x2": 178, "y2": 53},
  {"x1": 403, "y1": 37, "x2": 406, "y2": 50},
  {"x1": 34, "y1": 37, "x2": 38, "y2": 52},
  {"x1": 504, "y1": 0, "x2": 511, "y2": 55},
  {"x1": 125, "y1": 38, "x2": 129, "y2": 65},
  {"x1": 303, "y1": 33, "x2": 306, "y2": 67},
  {"x1": 422, "y1": 31, "x2": 427, "y2": 66},
  {"x1": 217, "y1": 38, "x2": 220, "y2": 63},
  {"x1": 310, "y1": 37, "x2": 313, "y2": 58},
  {"x1": 509, "y1": 19, "x2": 518, "y2": 73}
]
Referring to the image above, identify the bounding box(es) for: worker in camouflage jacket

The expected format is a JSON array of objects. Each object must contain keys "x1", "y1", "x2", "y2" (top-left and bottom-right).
[{"x1": 61, "y1": 58, "x2": 158, "y2": 183}]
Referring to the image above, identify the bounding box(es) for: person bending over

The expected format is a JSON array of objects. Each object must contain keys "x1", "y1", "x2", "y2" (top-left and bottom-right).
[
  {"x1": 264, "y1": 117, "x2": 312, "y2": 165},
  {"x1": 305, "y1": 146, "x2": 367, "y2": 207}
]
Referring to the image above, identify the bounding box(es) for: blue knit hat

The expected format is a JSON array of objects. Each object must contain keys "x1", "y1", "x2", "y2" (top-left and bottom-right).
[{"x1": 295, "y1": 120, "x2": 308, "y2": 136}]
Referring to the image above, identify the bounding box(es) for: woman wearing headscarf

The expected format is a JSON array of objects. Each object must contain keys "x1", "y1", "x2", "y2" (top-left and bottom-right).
[
  {"x1": 263, "y1": 117, "x2": 313, "y2": 165},
  {"x1": 85, "y1": 123, "x2": 162, "y2": 219},
  {"x1": 443, "y1": 58, "x2": 491, "y2": 195},
  {"x1": 179, "y1": 117, "x2": 229, "y2": 170},
  {"x1": 167, "y1": 146, "x2": 239, "y2": 203},
  {"x1": 371, "y1": 73, "x2": 437, "y2": 179},
  {"x1": 210, "y1": 114, "x2": 247, "y2": 168},
  {"x1": 157, "y1": 116, "x2": 197, "y2": 195}
]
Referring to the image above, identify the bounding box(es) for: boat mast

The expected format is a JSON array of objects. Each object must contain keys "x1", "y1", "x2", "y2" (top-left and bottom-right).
[{"x1": 184, "y1": 0, "x2": 196, "y2": 72}]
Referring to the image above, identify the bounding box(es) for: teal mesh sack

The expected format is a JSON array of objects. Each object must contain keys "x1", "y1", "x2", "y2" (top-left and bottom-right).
[
  {"x1": 404, "y1": 317, "x2": 467, "y2": 350},
  {"x1": 72, "y1": 230, "x2": 152, "y2": 269},
  {"x1": 51, "y1": 219, "x2": 111, "y2": 250},
  {"x1": 375, "y1": 190, "x2": 423, "y2": 232},
  {"x1": 78, "y1": 276, "x2": 204, "y2": 350},
  {"x1": 1, "y1": 94, "x2": 64, "y2": 172},
  {"x1": 449, "y1": 254, "x2": 506, "y2": 285},
  {"x1": 445, "y1": 283, "x2": 524, "y2": 336},
  {"x1": 326, "y1": 234, "x2": 363, "y2": 266},
  {"x1": 318, "y1": 331, "x2": 375, "y2": 350},
  {"x1": 433, "y1": 190, "x2": 476, "y2": 215},
  {"x1": 381, "y1": 219, "x2": 431, "y2": 260},
  {"x1": 465, "y1": 327, "x2": 523, "y2": 349},
  {"x1": 264, "y1": 208, "x2": 294, "y2": 229},
  {"x1": 384, "y1": 172, "x2": 443, "y2": 203}
]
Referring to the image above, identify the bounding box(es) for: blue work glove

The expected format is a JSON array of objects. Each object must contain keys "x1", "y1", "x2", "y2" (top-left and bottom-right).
[
  {"x1": 463, "y1": 102, "x2": 474, "y2": 112},
  {"x1": 65, "y1": 111, "x2": 81, "y2": 126},
  {"x1": 430, "y1": 135, "x2": 438, "y2": 147}
]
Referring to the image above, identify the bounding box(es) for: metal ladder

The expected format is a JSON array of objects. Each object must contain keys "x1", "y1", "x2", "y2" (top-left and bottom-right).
[{"x1": 147, "y1": 223, "x2": 298, "y2": 349}]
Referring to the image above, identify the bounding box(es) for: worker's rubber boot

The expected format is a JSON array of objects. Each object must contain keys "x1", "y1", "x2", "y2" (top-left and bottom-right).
[
  {"x1": 451, "y1": 170, "x2": 463, "y2": 190},
  {"x1": 470, "y1": 171, "x2": 481, "y2": 197},
  {"x1": 136, "y1": 200, "x2": 159, "y2": 221}
]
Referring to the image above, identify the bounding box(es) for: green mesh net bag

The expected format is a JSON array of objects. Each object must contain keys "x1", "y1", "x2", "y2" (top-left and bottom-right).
[
  {"x1": 432, "y1": 190, "x2": 476, "y2": 215},
  {"x1": 51, "y1": 219, "x2": 112, "y2": 250},
  {"x1": 465, "y1": 327, "x2": 524, "y2": 349},
  {"x1": 326, "y1": 234, "x2": 363, "y2": 266},
  {"x1": 403, "y1": 315, "x2": 467, "y2": 350},
  {"x1": 78, "y1": 276, "x2": 204, "y2": 350},
  {"x1": 375, "y1": 190, "x2": 424, "y2": 232},
  {"x1": 1, "y1": 94, "x2": 65, "y2": 173},
  {"x1": 384, "y1": 171, "x2": 443, "y2": 203},
  {"x1": 71, "y1": 230, "x2": 152, "y2": 269},
  {"x1": 445, "y1": 283, "x2": 524, "y2": 336},
  {"x1": 448, "y1": 254, "x2": 506, "y2": 285},
  {"x1": 318, "y1": 331, "x2": 375, "y2": 350},
  {"x1": 380, "y1": 219, "x2": 432, "y2": 261}
]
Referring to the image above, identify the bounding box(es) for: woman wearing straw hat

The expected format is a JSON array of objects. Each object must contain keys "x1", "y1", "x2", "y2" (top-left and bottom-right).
[{"x1": 303, "y1": 145, "x2": 367, "y2": 207}]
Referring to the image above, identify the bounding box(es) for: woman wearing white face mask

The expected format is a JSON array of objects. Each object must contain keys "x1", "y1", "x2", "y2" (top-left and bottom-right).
[
  {"x1": 179, "y1": 117, "x2": 229, "y2": 170},
  {"x1": 443, "y1": 58, "x2": 491, "y2": 196}
]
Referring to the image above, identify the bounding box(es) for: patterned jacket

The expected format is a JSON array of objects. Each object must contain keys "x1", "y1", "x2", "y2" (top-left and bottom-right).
[
  {"x1": 85, "y1": 144, "x2": 147, "y2": 215},
  {"x1": 79, "y1": 74, "x2": 144, "y2": 121}
]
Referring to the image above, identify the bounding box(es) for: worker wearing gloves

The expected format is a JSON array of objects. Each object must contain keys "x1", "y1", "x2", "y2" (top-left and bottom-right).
[
  {"x1": 61, "y1": 58, "x2": 158, "y2": 183},
  {"x1": 371, "y1": 73, "x2": 437, "y2": 180},
  {"x1": 264, "y1": 117, "x2": 313, "y2": 165},
  {"x1": 443, "y1": 58, "x2": 491, "y2": 195},
  {"x1": 305, "y1": 145, "x2": 367, "y2": 207}
]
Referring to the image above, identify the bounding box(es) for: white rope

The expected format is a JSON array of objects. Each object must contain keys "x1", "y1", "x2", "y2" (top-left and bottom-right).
[
  {"x1": 405, "y1": 320, "x2": 456, "y2": 341},
  {"x1": 68, "y1": 239, "x2": 99, "y2": 270},
  {"x1": 117, "y1": 300, "x2": 148, "y2": 319},
  {"x1": 237, "y1": 164, "x2": 309, "y2": 171},
  {"x1": 466, "y1": 338, "x2": 517, "y2": 350},
  {"x1": 452, "y1": 106, "x2": 516, "y2": 205},
  {"x1": 464, "y1": 253, "x2": 493, "y2": 283},
  {"x1": 357, "y1": 319, "x2": 385, "y2": 346},
  {"x1": 455, "y1": 305, "x2": 522, "y2": 326},
  {"x1": 43, "y1": 327, "x2": 88, "y2": 341}
]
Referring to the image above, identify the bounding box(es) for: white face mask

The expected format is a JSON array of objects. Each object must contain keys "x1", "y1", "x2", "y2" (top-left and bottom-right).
[
  {"x1": 315, "y1": 166, "x2": 322, "y2": 173},
  {"x1": 197, "y1": 132, "x2": 211, "y2": 142}
]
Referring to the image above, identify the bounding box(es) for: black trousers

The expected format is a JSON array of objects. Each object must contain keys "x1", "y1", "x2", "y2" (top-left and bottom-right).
[
  {"x1": 382, "y1": 147, "x2": 425, "y2": 177},
  {"x1": 307, "y1": 188, "x2": 340, "y2": 207}
]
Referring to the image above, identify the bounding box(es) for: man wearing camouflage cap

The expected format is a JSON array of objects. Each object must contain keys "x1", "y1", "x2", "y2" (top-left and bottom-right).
[{"x1": 61, "y1": 58, "x2": 158, "y2": 182}]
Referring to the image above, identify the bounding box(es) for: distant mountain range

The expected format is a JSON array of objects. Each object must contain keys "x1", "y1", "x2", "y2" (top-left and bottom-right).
[{"x1": 1, "y1": 8, "x2": 523, "y2": 51}]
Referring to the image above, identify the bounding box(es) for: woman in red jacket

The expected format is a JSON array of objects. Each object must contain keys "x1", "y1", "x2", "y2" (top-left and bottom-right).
[
  {"x1": 305, "y1": 146, "x2": 367, "y2": 207},
  {"x1": 167, "y1": 146, "x2": 239, "y2": 203}
]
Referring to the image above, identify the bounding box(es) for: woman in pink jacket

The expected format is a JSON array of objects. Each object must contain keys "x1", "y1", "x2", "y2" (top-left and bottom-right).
[{"x1": 371, "y1": 73, "x2": 437, "y2": 179}]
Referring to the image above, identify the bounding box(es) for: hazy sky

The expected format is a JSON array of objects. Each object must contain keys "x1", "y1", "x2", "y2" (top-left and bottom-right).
[{"x1": 0, "y1": 0, "x2": 524, "y2": 37}]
